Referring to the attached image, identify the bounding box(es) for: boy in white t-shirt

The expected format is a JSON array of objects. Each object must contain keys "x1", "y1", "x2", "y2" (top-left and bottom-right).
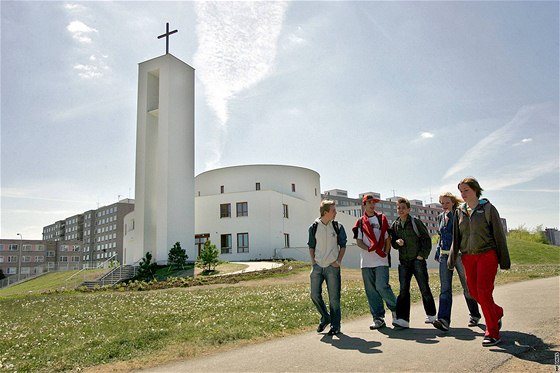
[{"x1": 352, "y1": 194, "x2": 397, "y2": 329}]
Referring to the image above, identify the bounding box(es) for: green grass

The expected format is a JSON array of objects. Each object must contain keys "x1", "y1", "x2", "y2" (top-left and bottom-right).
[
  {"x1": 508, "y1": 237, "x2": 560, "y2": 264},
  {"x1": 0, "y1": 269, "x2": 108, "y2": 297},
  {"x1": 0, "y1": 240, "x2": 558, "y2": 372}
]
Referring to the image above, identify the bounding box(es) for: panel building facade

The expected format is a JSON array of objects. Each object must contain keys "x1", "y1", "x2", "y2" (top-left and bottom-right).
[
  {"x1": 42, "y1": 199, "x2": 135, "y2": 269},
  {"x1": 323, "y1": 189, "x2": 442, "y2": 236},
  {"x1": 0, "y1": 239, "x2": 82, "y2": 281}
]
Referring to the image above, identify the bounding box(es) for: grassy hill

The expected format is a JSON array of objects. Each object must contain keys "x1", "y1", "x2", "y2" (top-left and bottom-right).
[
  {"x1": 0, "y1": 262, "x2": 250, "y2": 297},
  {"x1": 508, "y1": 237, "x2": 560, "y2": 264},
  {"x1": 0, "y1": 238, "x2": 557, "y2": 372},
  {"x1": 0, "y1": 268, "x2": 109, "y2": 297}
]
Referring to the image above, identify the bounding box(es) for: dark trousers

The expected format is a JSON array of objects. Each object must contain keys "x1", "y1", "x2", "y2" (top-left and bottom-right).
[{"x1": 396, "y1": 258, "x2": 436, "y2": 322}]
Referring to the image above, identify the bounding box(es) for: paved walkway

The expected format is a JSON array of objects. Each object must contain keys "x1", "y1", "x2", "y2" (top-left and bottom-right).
[
  {"x1": 228, "y1": 261, "x2": 283, "y2": 274},
  {"x1": 139, "y1": 276, "x2": 559, "y2": 372}
]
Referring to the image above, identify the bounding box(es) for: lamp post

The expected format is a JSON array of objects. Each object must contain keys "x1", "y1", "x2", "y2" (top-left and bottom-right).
[{"x1": 16, "y1": 233, "x2": 22, "y2": 281}]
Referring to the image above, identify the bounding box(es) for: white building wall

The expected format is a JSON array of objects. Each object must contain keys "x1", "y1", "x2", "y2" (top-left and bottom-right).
[
  {"x1": 123, "y1": 212, "x2": 137, "y2": 265},
  {"x1": 280, "y1": 210, "x2": 363, "y2": 268},
  {"x1": 134, "y1": 54, "x2": 195, "y2": 263},
  {"x1": 195, "y1": 165, "x2": 321, "y2": 261}
]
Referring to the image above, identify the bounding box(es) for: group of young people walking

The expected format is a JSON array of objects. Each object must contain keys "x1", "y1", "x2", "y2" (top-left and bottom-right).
[{"x1": 308, "y1": 177, "x2": 510, "y2": 347}]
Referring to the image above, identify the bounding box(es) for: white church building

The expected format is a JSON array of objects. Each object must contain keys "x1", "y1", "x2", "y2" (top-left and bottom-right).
[
  {"x1": 124, "y1": 163, "x2": 335, "y2": 265},
  {"x1": 194, "y1": 164, "x2": 322, "y2": 261},
  {"x1": 121, "y1": 49, "x2": 344, "y2": 265}
]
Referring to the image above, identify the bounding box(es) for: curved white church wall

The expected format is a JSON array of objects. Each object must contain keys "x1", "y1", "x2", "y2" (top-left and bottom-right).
[{"x1": 195, "y1": 165, "x2": 321, "y2": 261}]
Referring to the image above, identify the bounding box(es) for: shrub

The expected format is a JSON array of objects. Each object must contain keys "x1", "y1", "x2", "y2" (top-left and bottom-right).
[
  {"x1": 509, "y1": 224, "x2": 548, "y2": 244},
  {"x1": 135, "y1": 252, "x2": 158, "y2": 281},
  {"x1": 167, "y1": 241, "x2": 188, "y2": 271},
  {"x1": 196, "y1": 241, "x2": 222, "y2": 273}
]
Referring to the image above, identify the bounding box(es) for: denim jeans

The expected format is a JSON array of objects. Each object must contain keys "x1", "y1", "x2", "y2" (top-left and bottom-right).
[
  {"x1": 310, "y1": 264, "x2": 341, "y2": 329},
  {"x1": 396, "y1": 258, "x2": 436, "y2": 322},
  {"x1": 437, "y1": 254, "x2": 481, "y2": 324},
  {"x1": 361, "y1": 266, "x2": 397, "y2": 319}
]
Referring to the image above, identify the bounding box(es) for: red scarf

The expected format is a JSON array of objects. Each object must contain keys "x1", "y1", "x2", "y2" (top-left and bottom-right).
[{"x1": 354, "y1": 212, "x2": 389, "y2": 257}]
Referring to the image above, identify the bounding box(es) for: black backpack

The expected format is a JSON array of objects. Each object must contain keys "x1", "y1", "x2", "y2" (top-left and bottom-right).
[{"x1": 311, "y1": 220, "x2": 341, "y2": 238}]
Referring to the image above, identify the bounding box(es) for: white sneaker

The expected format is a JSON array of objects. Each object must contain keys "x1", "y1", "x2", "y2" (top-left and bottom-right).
[
  {"x1": 425, "y1": 315, "x2": 436, "y2": 324},
  {"x1": 392, "y1": 318, "x2": 409, "y2": 328},
  {"x1": 369, "y1": 318, "x2": 386, "y2": 330}
]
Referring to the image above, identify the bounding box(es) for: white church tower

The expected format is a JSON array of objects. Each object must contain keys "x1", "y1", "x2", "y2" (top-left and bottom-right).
[{"x1": 133, "y1": 51, "x2": 195, "y2": 263}]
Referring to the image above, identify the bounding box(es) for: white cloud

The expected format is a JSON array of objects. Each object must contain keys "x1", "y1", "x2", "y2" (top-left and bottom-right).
[
  {"x1": 193, "y1": 1, "x2": 289, "y2": 169},
  {"x1": 72, "y1": 54, "x2": 109, "y2": 79},
  {"x1": 288, "y1": 33, "x2": 306, "y2": 46},
  {"x1": 67, "y1": 20, "x2": 98, "y2": 44},
  {"x1": 1, "y1": 187, "x2": 94, "y2": 205},
  {"x1": 443, "y1": 103, "x2": 551, "y2": 180},
  {"x1": 513, "y1": 137, "x2": 534, "y2": 146},
  {"x1": 420, "y1": 132, "x2": 434, "y2": 139},
  {"x1": 64, "y1": 3, "x2": 85, "y2": 12},
  {"x1": 481, "y1": 159, "x2": 559, "y2": 191},
  {"x1": 73, "y1": 64, "x2": 102, "y2": 79},
  {"x1": 441, "y1": 103, "x2": 558, "y2": 191}
]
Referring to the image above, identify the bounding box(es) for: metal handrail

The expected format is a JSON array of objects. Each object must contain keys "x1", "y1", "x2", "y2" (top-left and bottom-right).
[
  {"x1": 83, "y1": 257, "x2": 142, "y2": 288},
  {"x1": 64, "y1": 254, "x2": 117, "y2": 289}
]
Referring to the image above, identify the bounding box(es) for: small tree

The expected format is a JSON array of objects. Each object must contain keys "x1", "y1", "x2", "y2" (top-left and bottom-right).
[
  {"x1": 0, "y1": 269, "x2": 5, "y2": 280},
  {"x1": 136, "y1": 251, "x2": 158, "y2": 281},
  {"x1": 196, "y1": 240, "x2": 221, "y2": 273},
  {"x1": 168, "y1": 241, "x2": 188, "y2": 271}
]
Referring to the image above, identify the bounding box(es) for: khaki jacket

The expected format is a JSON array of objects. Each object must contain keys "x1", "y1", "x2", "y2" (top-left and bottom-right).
[{"x1": 449, "y1": 199, "x2": 510, "y2": 270}]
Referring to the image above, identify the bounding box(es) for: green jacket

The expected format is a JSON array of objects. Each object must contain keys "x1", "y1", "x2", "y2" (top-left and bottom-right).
[
  {"x1": 390, "y1": 216, "x2": 432, "y2": 261},
  {"x1": 449, "y1": 198, "x2": 510, "y2": 270}
]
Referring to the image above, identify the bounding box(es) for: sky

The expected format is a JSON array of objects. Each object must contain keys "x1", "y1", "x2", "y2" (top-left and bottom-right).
[{"x1": 1, "y1": 0, "x2": 559, "y2": 240}]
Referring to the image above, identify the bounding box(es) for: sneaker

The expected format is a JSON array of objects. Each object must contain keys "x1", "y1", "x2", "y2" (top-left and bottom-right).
[
  {"x1": 391, "y1": 311, "x2": 397, "y2": 321},
  {"x1": 327, "y1": 327, "x2": 340, "y2": 336},
  {"x1": 392, "y1": 318, "x2": 410, "y2": 329},
  {"x1": 468, "y1": 317, "x2": 480, "y2": 327},
  {"x1": 433, "y1": 319, "x2": 449, "y2": 332},
  {"x1": 425, "y1": 315, "x2": 436, "y2": 324},
  {"x1": 317, "y1": 321, "x2": 329, "y2": 333},
  {"x1": 482, "y1": 336, "x2": 501, "y2": 347},
  {"x1": 369, "y1": 318, "x2": 386, "y2": 330}
]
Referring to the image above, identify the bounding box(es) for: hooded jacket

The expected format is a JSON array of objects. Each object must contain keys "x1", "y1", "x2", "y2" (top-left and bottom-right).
[{"x1": 449, "y1": 198, "x2": 510, "y2": 270}]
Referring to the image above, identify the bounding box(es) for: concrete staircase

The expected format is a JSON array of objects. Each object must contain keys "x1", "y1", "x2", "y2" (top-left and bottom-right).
[{"x1": 80, "y1": 265, "x2": 137, "y2": 289}]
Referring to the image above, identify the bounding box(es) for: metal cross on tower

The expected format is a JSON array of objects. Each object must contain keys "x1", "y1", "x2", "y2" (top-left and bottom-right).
[{"x1": 157, "y1": 22, "x2": 178, "y2": 54}]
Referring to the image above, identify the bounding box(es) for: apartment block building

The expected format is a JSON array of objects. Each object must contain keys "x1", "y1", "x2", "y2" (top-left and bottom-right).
[
  {"x1": 42, "y1": 199, "x2": 135, "y2": 268},
  {"x1": 43, "y1": 220, "x2": 66, "y2": 241},
  {"x1": 0, "y1": 239, "x2": 82, "y2": 279},
  {"x1": 322, "y1": 189, "x2": 442, "y2": 236}
]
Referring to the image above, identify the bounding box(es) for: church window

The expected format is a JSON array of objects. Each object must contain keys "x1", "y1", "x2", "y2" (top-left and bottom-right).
[
  {"x1": 221, "y1": 234, "x2": 232, "y2": 254},
  {"x1": 220, "y1": 203, "x2": 231, "y2": 218},
  {"x1": 237, "y1": 233, "x2": 249, "y2": 253},
  {"x1": 236, "y1": 202, "x2": 248, "y2": 217}
]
